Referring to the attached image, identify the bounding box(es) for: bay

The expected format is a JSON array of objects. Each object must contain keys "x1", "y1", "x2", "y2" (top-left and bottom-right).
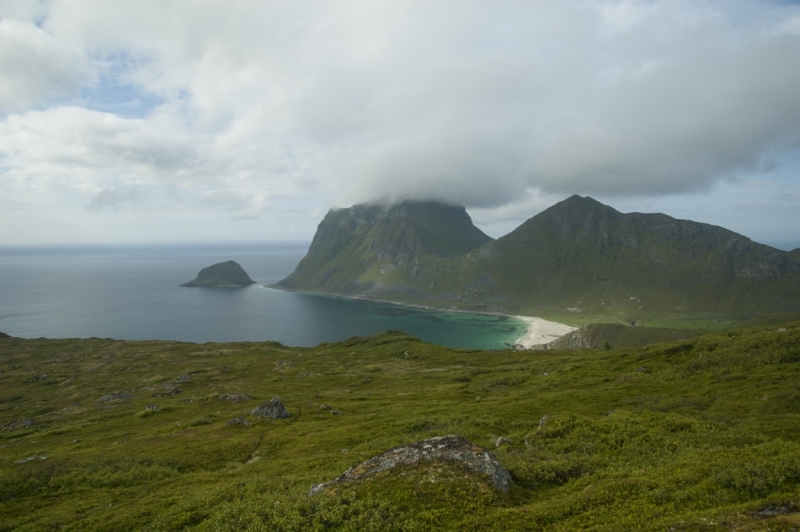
[{"x1": 0, "y1": 244, "x2": 525, "y2": 349}]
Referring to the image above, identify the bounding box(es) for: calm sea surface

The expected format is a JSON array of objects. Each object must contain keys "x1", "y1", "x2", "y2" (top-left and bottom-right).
[{"x1": 0, "y1": 244, "x2": 525, "y2": 349}]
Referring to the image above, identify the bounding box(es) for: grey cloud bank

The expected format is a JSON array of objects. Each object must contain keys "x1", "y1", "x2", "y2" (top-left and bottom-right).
[{"x1": 0, "y1": 0, "x2": 799, "y2": 245}]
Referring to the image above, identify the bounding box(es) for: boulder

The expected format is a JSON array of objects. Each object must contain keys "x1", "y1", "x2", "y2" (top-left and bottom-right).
[
  {"x1": 250, "y1": 397, "x2": 290, "y2": 418},
  {"x1": 310, "y1": 435, "x2": 512, "y2": 495},
  {"x1": 2, "y1": 418, "x2": 37, "y2": 431},
  {"x1": 219, "y1": 393, "x2": 252, "y2": 403},
  {"x1": 227, "y1": 417, "x2": 250, "y2": 427}
]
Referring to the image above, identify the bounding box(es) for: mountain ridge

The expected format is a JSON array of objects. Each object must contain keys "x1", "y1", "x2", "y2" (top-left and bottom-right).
[{"x1": 277, "y1": 195, "x2": 800, "y2": 325}]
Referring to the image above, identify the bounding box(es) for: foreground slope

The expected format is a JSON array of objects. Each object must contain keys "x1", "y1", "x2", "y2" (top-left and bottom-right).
[
  {"x1": 279, "y1": 195, "x2": 800, "y2": 325},
  {"x1": 1, "y1": 325, "x2": 799, "y2": 530}
]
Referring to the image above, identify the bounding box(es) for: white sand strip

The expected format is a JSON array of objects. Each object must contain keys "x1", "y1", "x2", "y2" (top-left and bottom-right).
[{"x1": 513, "y1": 316, "x2": 576, "y2": 348}]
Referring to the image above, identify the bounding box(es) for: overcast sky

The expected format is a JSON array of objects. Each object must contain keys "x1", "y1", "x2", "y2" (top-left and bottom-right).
[{"x1": 1, "y1": 0, "x2": 799, "y2": 248}]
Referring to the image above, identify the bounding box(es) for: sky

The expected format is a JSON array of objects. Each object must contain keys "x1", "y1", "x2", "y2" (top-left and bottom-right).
[{"x1": 1, "y1": 1, "x2": 800, "y2": 249}]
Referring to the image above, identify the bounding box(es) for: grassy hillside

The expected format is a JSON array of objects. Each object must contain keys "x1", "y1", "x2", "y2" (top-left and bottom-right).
[
  {"x1": 278, "y1": 196, "x2": 800, "y2": 327},
  {"x1": 2, "y1": 324, "x2": 799, "y2": 530},
  {"x1": 279, "y1": 201, "x2": 492, "y2": 293}
]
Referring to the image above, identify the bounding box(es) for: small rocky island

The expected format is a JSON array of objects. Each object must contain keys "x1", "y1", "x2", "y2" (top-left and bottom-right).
[{"x1": 181, "y1": 260, "x2": 256, "y2": 287}]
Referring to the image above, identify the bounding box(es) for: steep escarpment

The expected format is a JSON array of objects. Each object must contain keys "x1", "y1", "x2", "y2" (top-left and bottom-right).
[
  {"x1": 278, "y1": 195, "x2": 800, "y2": 323},
  {"x1": 276, "y1": 201, "x2": 492, "y2": 294}
]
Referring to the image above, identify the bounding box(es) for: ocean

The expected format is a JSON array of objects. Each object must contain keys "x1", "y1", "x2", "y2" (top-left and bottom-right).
[{"x1": 0, "y1": 243, "x2": 525, "y2": 349}]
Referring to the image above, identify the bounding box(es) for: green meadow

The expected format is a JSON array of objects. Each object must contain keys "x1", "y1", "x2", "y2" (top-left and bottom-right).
[{"x1": 1, "y1": 322, "x2": 799, "y2": 530}]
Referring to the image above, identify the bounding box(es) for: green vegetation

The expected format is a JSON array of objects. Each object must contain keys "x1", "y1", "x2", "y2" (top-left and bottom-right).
[
  {"x1": 277, "y1": 196, "x2": 800, "y2": 327},
  {"x1": 181, "y1": 260, "x2": 255, "y2": 287},
  {"x1": 2, "y1": 323, "x2": 799, "y2": 530}
]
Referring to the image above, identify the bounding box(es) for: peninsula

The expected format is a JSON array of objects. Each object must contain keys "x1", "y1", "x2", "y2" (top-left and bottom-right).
[{"x1": 181, "y1": 260, "x2": 255, "y2": 287}]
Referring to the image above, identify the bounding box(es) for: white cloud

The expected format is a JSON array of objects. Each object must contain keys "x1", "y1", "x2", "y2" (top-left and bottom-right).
[
  {"x1": 1, "y1": 0, "x2": 800, "y2": 244},
  {"x1": 0, "y1": 18, "x2": 94, "y2": 112}
]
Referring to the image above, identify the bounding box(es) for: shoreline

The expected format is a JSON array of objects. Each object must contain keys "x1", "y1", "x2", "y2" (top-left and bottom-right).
[
  {"x1": 512, "y1": 316, "x2": 577, "y2": 349},
  {"x1": 267, "y1": 284, "x2": 576, "y2": 349}
]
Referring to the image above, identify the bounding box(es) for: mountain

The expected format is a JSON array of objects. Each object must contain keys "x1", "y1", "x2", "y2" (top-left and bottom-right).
[
  {"x1": 278, "y1": 201, "x2": 492, "y2": 294},
  {"x1": 792, "y1": 248, "x2": 800, "y2": 255},
  {"x1": 276, "y1": 195, "x2": 800, "y2": 324},
  {"x1": 181, "y1": 260, "x2": 255, "y2": 287}
]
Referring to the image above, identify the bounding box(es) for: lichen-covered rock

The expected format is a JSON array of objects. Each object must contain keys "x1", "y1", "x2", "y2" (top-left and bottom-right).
[
  {"x1": 250, "y1": 397, "x2": 290, "y2": 418},
  {"x1": 227, "y1": 417, "x2": 250, "y2": 427},
  {"x1": 310, "y1": 435, "x2": 512, "y2": 495},
  {"x1": 98, "y1": 391, "x2": 133, "y2": 403},
  {"x1": 2, "y1": 418, "x2": 37, "y2": 431},
  {"x1": 219, "y1": 393, "x2": 252, "y2": 403}
]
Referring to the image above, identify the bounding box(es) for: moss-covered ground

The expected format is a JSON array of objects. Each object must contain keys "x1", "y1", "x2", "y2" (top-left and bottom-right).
[{"x1": 1, "y1": 323, "x2": 799, "y2": 530}]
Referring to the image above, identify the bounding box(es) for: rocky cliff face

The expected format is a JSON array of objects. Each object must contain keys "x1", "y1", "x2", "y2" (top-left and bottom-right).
[{"x1": 277, "y1": 201, "x2": 492, "y2": 293}]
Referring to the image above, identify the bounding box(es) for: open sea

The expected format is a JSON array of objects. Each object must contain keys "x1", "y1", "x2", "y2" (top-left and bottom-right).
[{"x1": 0, "y1": 243, "x2": 525, "y2": 349}]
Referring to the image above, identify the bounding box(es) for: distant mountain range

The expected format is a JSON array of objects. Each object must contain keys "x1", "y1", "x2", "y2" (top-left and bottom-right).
[{"x1": 276, "y1": 195, "x2": 800, "y2": 325}]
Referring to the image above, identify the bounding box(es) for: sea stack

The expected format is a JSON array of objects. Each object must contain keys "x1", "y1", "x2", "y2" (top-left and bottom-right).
[{"x1": 181, "y1": 260, "x2": 256, "y2": 287}]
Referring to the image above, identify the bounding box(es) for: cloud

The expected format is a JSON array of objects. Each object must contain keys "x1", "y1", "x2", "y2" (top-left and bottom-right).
[
  {"x1": 1, "y1": 0, "x2": 800, "y2": 231},
  {"x1": 0, "y1": 18, "x2": 94, "y2": 112}
]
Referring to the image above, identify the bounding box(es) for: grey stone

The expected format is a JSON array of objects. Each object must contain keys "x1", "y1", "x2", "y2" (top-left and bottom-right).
[
  {"x1": 145, "y1": 404, "x2": 159, "y2": 411},
  {"x1": 98, "y1": 391, "x2": 133, "y2": 403},
  {"x1": 250, "y1": 397, "x2": 290, "y2": 418},
  {"x1": 495, "y1": 437, "x2": 512, "y2": 447},
  {"x1": 309, "y1": 435, "x2": 513, "y2": 495},
  {"x1": 2, "y1": 418, "x2": 37, "y2": 431},
  {"x1": 219, "y1": 393, "x2": 252, "y2": 403},
  {"x1": 226, "y1": 417, "x2": 250, "y2": 427}
]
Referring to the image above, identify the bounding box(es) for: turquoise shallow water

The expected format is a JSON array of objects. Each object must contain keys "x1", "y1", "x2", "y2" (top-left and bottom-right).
[{"x1": 0, "y1": 244, "x2": 526, "y2": 349}]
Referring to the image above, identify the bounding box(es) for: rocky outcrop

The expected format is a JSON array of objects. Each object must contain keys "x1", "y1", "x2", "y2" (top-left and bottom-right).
[
  {"x1": 219, "y1": 393, "x2": 252, "y2": 403},
  {"x1": 250, "y1": 397, "x2": 290, "y2": 418},
  {"x1": 309, "y1": 435, "x2": 512, "y2": 495},
  {"x1": 2, "y1": 418, "x2": 37, "y2": 431},
  {"x1": 0, "y1": 331, "x2": 10, "y2": 339},
  {"x1": 181, "y1": 260, "x2": 255, "y2": 287}
]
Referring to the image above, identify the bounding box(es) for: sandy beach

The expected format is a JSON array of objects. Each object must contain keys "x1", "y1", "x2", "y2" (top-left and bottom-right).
[{"x1": 513, "y1": 316, "x2": 576, "y2": 348}]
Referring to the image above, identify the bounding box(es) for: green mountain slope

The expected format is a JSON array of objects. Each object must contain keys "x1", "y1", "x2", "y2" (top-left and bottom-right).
[
  {"x1": 1, "y1": 324, "x2": 799, "y2": 530},
  {"x1": 277, "y1": 195, "x2": 800, "y2": 325},
  {"x1": 278, "y1": 201, "x2": 492, "y2": 293}
]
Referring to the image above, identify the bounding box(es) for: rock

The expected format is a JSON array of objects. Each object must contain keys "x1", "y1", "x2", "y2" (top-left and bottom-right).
[
  {"x1": 151, "y1": 389, "x2": 182, "y2": 398},
  {"x1": 330, "y1": 410, "x2": 342, "y2": 416},
  {"x1": 2, "y1": 418, "x2": 37, "y2": 431},
  {"x1": 319, "y1": 404, "x2": 333, "y2": 410},
  {"x1": 777, "y1": 327, "x2": 787, "y2": 332},
  {"x1": 226, "y1": 417, "x2": 250, "y2": 427},
  {"x1": 98, "y1": 391, "x2": 133, "y2": 403},
  {"x1": 181, "y1": 260, "x2": 256, "y2": 287},
  {"x1": 173, "y1": 374, "x2": 190, "y2": 384},
  {"x1": 16, "y1": 455, "x2": 46, "y2": 464},
  {"x1": 250, "y1": 397, "x2": 290, "y2": 418},
  {"x1": 636, "y1": 366, "x2": 648, "y2": 373},
  {"x1": 537, "y1": 415, "x2": 549, "y2": 432},
  {"x1": 495, "y1": 437, "x2": 512, "y2": 447},
  {"x1": 309, "y1": 435, "x2": 512, "y2": 495},
  {"x1": 71, "y1": 439, "x2": 81, "y2": 444},
  {"x1": 756, "y1": 505, "x2": 794, "y2": 517},
  {"x1": 145, "y1": 404, "x2": 160, "y2": 411},
  {"x1": 219, "y1": 393, "x2": 252, "y2": 403}
]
